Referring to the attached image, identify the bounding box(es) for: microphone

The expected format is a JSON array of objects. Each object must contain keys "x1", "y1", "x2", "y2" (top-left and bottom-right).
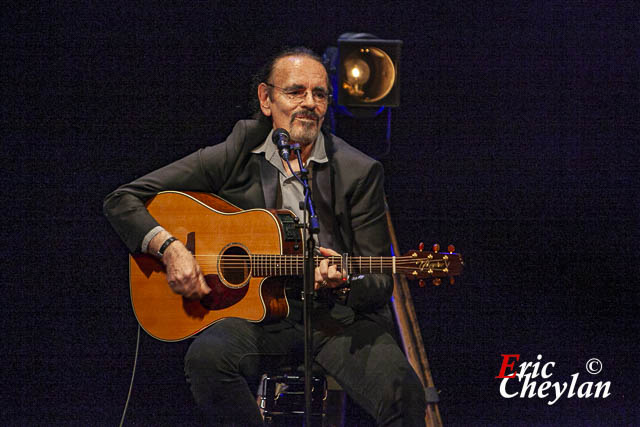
[{"x1": 272, "y1": 128, "x2": 290, "y2": 160}]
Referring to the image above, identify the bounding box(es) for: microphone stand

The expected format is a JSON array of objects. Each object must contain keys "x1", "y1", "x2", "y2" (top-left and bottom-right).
[{"x1": 287, "y1": 142, "x2": 319, "y2": 426}]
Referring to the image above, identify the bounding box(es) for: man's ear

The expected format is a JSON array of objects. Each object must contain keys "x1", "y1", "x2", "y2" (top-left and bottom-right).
[{"x1": 257, "y1": 83, "x2": 272, "y2": 117}]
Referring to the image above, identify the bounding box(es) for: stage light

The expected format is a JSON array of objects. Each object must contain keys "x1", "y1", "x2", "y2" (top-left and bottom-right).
[{"x1": 336, "y1": 34, "x2": 402, "y2": 108}]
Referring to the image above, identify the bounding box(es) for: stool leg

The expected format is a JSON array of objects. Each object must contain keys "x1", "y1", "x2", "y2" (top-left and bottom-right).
[{"x1": 323, "y1": 376, "x2": 345, "y2": 427}]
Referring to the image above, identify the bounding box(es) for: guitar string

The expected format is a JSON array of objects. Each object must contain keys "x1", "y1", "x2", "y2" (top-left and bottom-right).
[
  {"x1": 180, "y1": 255, "x2": 450, "y2": 271},
  {"x1": 190, "y1": 253, "x2": 440, "y2": 260},
  {"x1": 187, "y1": 255, "x2": 448, "y2": 273},
  {"x1": 190, "y1": 257, "x2": 427, "y2": 266},
  {"x1": 188, "y1": 255, "x2": 439, "y2": 263},
  {"x1": 193, "y1": 263, "x2": 437, "y2": 269},
  {"x1": 189, "y1": 255, "x2": 432, "y2": 260}
]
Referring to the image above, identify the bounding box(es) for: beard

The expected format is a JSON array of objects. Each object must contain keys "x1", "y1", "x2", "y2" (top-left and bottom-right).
[{"x1": 290, "y1": 110, "x2": 323, "y2": 146}]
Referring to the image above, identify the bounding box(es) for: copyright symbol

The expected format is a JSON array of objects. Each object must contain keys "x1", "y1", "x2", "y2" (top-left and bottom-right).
[{"x1": 585, "y1": 358, "x2": 602, "y2": 375}]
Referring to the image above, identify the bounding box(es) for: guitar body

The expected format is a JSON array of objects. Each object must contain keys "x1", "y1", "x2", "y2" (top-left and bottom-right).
[
  {"x1": 129, "y1": 192, "x2": 463, "y2": 342},
  {"x1": 129, "y1": 191, "x2": 299, "y2": 341}
]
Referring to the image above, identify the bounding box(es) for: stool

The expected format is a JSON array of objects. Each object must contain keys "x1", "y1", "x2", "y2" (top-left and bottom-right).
[{"x1": 257, "y1": 366, "x2": 346, "y2": 426}]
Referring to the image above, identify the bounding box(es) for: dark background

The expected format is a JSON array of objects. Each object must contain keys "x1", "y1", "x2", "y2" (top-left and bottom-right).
[{"x1": 3, "y1": 2, "x2": 638, "y2": 425}]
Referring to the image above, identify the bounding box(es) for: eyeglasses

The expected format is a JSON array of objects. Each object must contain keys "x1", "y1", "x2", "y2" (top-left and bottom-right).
[{"x1": 264, "y1": 83, "x2": 332, "y2": 105}]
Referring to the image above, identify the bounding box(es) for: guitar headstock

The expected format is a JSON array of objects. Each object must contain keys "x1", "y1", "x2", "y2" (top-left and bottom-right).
[{"x1": 400, "y1": 243, "x2": 463, "y2": 286}]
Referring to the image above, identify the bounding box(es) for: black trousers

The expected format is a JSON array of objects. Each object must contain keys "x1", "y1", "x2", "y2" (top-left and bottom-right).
[{"x1": 184, "y1": 317, "x2": 426, "y2": 426}]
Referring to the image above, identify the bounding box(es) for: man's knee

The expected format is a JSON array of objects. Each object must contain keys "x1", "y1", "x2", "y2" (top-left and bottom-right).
[
  {"x1": 185, "y1": 337, "x2": 224, "y2": 374},
  {"x1": 184, "y1": 321, "x2": 248, "y2": 380}
]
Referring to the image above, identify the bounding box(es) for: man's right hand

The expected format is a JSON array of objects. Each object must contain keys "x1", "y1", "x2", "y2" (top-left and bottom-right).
[
  {"x1": 161, "y1": 241, "x2": 211, "y2": 299},
  {"x1": 148, "y1": 230, "x2": 211, "y2": 299}
]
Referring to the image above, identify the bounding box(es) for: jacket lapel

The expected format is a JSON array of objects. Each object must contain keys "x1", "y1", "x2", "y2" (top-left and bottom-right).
[{"x1": 312, "y1": 161, "x2": 336, "y2": 249}]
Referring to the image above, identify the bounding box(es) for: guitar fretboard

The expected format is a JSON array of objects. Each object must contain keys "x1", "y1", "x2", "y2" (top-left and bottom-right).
[{"x1": 249, "y1": 255, "x2": 394, "y2": 277}]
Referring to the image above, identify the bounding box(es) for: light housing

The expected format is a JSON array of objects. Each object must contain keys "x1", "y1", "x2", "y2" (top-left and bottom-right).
[{"x1": 337, "y1": 35, "x2": 402, "y2": 108}]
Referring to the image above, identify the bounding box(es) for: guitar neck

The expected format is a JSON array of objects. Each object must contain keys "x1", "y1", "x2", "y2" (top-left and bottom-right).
[{"x1": 251, "y1": 254, "x2": 394, "y2": 277}]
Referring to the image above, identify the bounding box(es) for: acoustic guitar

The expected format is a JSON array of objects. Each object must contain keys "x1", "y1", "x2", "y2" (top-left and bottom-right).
[{"x1": 129, "y1": 191, "x2": 463, "y2": 341}]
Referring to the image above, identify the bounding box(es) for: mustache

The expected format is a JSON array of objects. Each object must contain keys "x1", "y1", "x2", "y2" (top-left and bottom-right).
[{"x1": 291, "y1": 110, "x2": 320, "y2": 123}]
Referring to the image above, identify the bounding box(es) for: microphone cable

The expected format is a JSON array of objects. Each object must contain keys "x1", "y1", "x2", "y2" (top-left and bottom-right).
[{"x1": 119, "y1": 324, "x2": 141, "y2": 427}]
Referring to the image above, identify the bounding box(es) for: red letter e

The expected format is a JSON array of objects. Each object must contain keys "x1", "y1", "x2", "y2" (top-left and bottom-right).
[{"x1": 495, "y1": 354, "x2": 520, "y2": 378}]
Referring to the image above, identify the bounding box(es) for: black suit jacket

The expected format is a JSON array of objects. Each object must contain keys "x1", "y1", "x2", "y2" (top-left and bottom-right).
[{"x1": 104, "y1": 119, "x2": 394, "y2": 321}]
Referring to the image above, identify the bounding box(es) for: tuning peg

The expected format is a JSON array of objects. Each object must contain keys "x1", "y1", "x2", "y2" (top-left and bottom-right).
[
  {"x1": 418, "y1": 279, "x2": 426, "y2": 288},
  {"x1": 418, "y1": 242, "x2": 424, "y2": 252},
  {"x1": 432, "y1": 243, "x2": 440, "y2": 252},
  {"x1": 432, "y1": 278, "x2": 442, "y2": 286},
  {"x1": 449, "y1": 277, "x2": 455, "y2": 285},
  {"x1": 447, "y1": 244, "x2": 455, "y2": 253}
]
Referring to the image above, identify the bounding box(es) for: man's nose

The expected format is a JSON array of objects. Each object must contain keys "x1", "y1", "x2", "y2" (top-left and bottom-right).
[{"x1": 300, "y1": 90, "x2": 317, "y2": 108}]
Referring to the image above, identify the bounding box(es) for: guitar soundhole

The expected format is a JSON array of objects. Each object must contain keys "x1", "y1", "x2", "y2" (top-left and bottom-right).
[{"x1": 219, "y1": 244, "x2": 251, "y2": 288}]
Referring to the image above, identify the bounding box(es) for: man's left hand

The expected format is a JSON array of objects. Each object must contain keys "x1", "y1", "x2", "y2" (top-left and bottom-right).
[{"x1": 314, "y1": 247, "x2": 346, "y2": 290}]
